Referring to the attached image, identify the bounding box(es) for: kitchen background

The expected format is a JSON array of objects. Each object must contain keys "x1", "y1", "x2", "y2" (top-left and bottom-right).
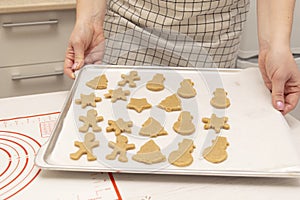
[{"x1": 0, "y1": 0, "x2": 299, "y2": 118}]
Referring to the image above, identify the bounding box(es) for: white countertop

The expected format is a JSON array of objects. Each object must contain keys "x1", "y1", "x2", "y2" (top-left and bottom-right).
[{"x1": 1, "y1": 91, "x2": 300, "y2": 199}]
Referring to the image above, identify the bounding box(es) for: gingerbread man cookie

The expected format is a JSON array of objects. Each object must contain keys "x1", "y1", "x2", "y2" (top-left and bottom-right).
[
  {"x1": 139, "y1": 117, "x2": 168, "y2": 137},
  {"x1": 168, "y1": 139, "x2": 195, "y2": 167},
  {"x1": 177, "y1": 79, "x2": 197, "y2": 98},
  {"x1": 132, "y1": 140, "x2": 166, "y2": 164},
  {"x1": 70, "y1": 132, "x2": 99, "y2": 161},
  {"x1": 146, "y1": 73, "x2": 165, "y2": 91},
  {"x1": 118, "y1": 70, "x2": 140, "y2": 87},
  {"x1": 173, "y1": 111, "x2": 195, "y2": 135},
  {"x1": 104, "y1": 87, "x2": 130, "y2": 102},
  {"x1": 127, "y1": 98, "x2": 152, "y2": 113},
  {"x1": 106, "y1": 135, "x2": 135, "y2": 162},
  {"x1": 158, "y1": 94, "x2": 181, "y2": 112},
  {"x1": 75, "y1": 93, "x2": 102, "y2": 108},
  {"x1": 202, "y1": 114, "x2": 230, "y2": 133},
  {"x1": 202, "y1": 136, "x2": 229, "y2": 163},
  {"x1": 210, "y1": 88, "x2": 230, "y2": 108},
  {"x1": 106, "y1": 118, "x2": 133, "y2": 136},
  {"x1": 78, "y1": 109, "x2": 103, "y2": 133},
  {"x1": 86, "y1": 74, "x2": 108, "y2": 90}
]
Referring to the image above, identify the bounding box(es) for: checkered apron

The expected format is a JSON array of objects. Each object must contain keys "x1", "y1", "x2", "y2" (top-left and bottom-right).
[{"x1": 102, "y1": 0, "x2": 250, "y2": 68}]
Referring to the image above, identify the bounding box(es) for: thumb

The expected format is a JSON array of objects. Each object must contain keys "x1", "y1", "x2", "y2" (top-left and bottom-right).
[
  {"x1": 271, "y1": 77, "x2": 285, "y2": 111},
  {"x1": 72, "y1": 42, "x2": 85, "y2": 70}
]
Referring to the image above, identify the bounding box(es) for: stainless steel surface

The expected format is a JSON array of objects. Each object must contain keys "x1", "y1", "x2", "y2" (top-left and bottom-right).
[
  {"x1": 35, "y1": 65, "x2": 300, "y2": 178},
  {"x1": 2, "y1": 19, "x2": 58, "y2": 27},
  {"x1": 11, "y1": 69, "x2": 64, "y2": 80}
]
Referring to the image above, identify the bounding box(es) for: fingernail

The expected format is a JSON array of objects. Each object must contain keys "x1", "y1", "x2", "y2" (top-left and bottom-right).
[
  {"x1": 276, "y1": 101, "x2": 284, "y2": 110},
  {"x1": 71, "y1": 62, "x2": 78, "y2": 70},
  {"x1": 71, "y1": 73, "x2": 75, "y2": 79}
]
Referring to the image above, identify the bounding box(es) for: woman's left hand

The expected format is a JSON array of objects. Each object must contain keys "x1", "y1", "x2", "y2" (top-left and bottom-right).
[{"x1": 258, "y1": 46, "x2": 300, "y2": 115}]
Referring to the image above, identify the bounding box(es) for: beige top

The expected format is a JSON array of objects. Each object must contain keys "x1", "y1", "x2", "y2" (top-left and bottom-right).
[{"x1": 0, "y1": 0, "x2": 76, "y2": 14}]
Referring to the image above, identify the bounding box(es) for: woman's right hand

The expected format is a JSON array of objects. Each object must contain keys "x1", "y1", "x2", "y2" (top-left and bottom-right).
[
  {"x1": 63, "y1": 20, "x2": 105, "y2": 79},
  {"x1": 64, "y1": 0, "x2": 107, "y2": 79}
]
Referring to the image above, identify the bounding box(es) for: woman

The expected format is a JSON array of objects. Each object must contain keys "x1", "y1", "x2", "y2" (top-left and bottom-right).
[{"x1": 64, "y1": 0, "x2": 300, "y2": 115}]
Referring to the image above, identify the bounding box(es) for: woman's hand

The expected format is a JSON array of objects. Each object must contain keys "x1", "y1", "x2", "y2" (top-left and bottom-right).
[
  {"x1": 63, "y1": 21, "x2": 105, "y2": 79},
  {"x1": 64, "y1": 0, "x2": 106, "y2": 79},
  {"x1": 258, "y1": 46, "x2": 300, "y2": 114}
]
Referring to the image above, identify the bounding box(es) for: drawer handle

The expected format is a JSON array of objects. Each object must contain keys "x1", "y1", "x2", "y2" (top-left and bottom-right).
[
  {"x1": 2, "y1": 19, "x2": 58, "y2": 28},
  {"x1": 12, "y1": 70, "x2": 64, "y2": 80}
]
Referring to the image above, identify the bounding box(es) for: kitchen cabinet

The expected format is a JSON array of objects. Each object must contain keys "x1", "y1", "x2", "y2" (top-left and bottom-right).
[{"x1": 0, "y1": 9, "x2": 75, "y2": 98}]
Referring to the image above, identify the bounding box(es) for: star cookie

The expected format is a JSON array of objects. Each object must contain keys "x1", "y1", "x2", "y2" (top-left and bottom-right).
[{"x1": 127, "y1": 98, "x2": 152, "y2": 113}]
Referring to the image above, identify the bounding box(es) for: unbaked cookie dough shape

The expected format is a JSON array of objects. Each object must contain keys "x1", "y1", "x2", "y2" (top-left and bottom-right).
[
  {"x1": 202, "y1": 114, "x2": 230, "y2": 133},
  {"x1": 173, "y1": 111, "x2": 195, "y2": 135},
  {"x1": 75, "y1": 93, "x2": 102, "y2": 108},
  {"x1": 104, "y1": 87, "x2": 130, "y2": 102},
  {"x1": 79, "y1": 109, "x2": 103, "y2": 133},
  {"x1": 139, "y1": 117, "x2": 168, "y2": 137},
  {"x1": 177, "y1": 79, "x2": 197, "y2": 98},
  {"x1": 210, "y1": 88, "x2": 230, "y2": 108},
  {"x1": 146, "y1": 73, "x2": 165, "y2": 91},
  {"x1": 158, "y1": 94, "x2": 181, "y2": 112},
  {"x1": 86, "y1": 74, "x2": 108, "y2": 90},
  {"x1": 70, "y1": 132, "x2": 99, "y2": 161},
  {"x1": 132, "y1": 140, "x2": 166, "y2": 164},
  {"x1": 118, "y1": 70, "x2": 140, "y2": 87},
  {"x1": 202, "y1": 136, "x2": 229, "y2": 164},
  {"x1": 106, "y1": 118, "x2": 133, "y2": 136},
  {"x1": 168, "y1": 139, "x2": 195, "y2": 167},
  {"x1": 106, "y1": 135, "x2": 135, "y2": 162},
  {"x1": 127, "y1": 98, "x2": 152, "y2": 113}
]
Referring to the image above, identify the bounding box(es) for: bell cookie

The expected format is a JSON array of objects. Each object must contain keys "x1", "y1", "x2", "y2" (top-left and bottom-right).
[
  {"x1": 132, "y1": 140, "x2": 166, "y2": 164},
  {"x1": 158, "y1": 94, "x2": 181, "y2": 112},
  {"x1": 139, "y1": 117, "x2": 168, "y2": 137},
  {"x1": 86, "y1": 74, "x2": 108, "y2": 90}
]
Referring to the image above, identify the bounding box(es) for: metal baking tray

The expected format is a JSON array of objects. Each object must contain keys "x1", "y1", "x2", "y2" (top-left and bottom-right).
[{"x1": 35, "y1": 65, "x2": 300, "y2": 177}]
